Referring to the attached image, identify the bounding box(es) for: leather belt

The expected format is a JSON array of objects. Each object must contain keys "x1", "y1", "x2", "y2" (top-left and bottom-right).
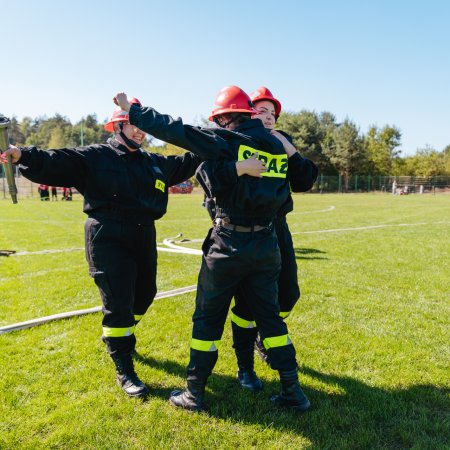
[{"x1": 214, "y1": 218, "x2": 269, "y2": 232}]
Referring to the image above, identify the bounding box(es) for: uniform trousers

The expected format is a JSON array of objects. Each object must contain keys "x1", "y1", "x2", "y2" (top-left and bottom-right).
[
  {"x1": 233, "y1": 217, "x2": 300, "y2": 321},
  {"x1": 188, "y1": 223, "x2": 298, "y2": 381},
  {"x1": 84, "y1": 217, "x2": 157, "y2": 356}
]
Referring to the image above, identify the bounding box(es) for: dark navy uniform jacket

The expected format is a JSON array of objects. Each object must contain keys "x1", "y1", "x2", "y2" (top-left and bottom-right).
[
  {"x1": 195, "y1": 130, "x2": 318, "y2": 223},
  {"x1": 17, "y1": 138, "x2": 200, "y2": 224},
  {"x1": 198, "y1": 130, "x2": 318, "y2": 221},
  {"x1": 129, "y1": 105, "x2": 294, "y2": 226}
]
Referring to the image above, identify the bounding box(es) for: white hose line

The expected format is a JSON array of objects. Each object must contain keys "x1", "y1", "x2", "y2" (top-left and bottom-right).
[
  {"x1": 14, "y1": 248, "x2": 84, "y2": 256},
  {"x1": 289, "y1": 205, "x2": 336, "y2": 215},
  {"x1": 291, "y1": 220, "x2": 450, "y2": 235},
  {"x1": 0, "y1": 285, "x2": 197, "y2": 335},
  {"x1": 10, "y1": 246, "x2": 200, "y2": 257},
  {"x1": 157, "y1": 246, "x2": 201, "y2": 254},
  {"x1": 162, "y1": 237, "x2": 203, "y2": 255}
]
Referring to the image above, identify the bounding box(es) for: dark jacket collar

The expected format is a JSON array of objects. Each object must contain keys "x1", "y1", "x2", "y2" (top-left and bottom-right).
[
  {"x1": 107, "y1": 137, "x2": 143, "y2": 157},
  {"x1": 235, "y1": 118, "x2": 266, "y2": 133}
]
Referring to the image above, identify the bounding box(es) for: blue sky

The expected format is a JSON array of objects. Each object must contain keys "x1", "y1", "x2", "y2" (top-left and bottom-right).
[{"x1": 2, "y1": 0, "x2": 449, "y2": 155}]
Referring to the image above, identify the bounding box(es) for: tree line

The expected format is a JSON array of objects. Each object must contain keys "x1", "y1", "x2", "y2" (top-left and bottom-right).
[{"x1": 4, "y1": 112, "x2": 450, "y2": 184}]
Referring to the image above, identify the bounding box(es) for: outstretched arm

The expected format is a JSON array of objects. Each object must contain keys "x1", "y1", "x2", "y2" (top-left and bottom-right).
[
  {"x1": 114, "y1": 93, "x2": 227, "y2": 161},
  {"x1": 2, "y1": 145, "x2": 87, "y2": 190}
]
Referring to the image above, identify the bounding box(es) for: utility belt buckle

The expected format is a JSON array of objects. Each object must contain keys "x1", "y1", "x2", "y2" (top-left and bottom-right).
[{"x1": 214, "y1": 217, "x2": 268, "y2": 233}]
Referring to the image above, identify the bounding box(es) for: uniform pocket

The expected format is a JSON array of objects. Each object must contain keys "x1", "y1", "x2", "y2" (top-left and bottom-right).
[
  {"x1": 84, "y1": 218, "x2": 104, "y2": 267},
  {"x1": 90, "y1": 269, "x2": 113, "y2": 301},
  {"x1": 210, "y1": 227, "x2": 237, "y2": 256},
  {"x1": 201, "y1": 227, "x2": 214, "y2": 255}
]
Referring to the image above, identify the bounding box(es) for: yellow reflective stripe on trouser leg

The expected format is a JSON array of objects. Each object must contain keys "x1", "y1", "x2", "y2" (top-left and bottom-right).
[
  {"x1": 231, "y1": 312, "x2": 256, "y2": 329},
  {"x1": 279, "y1": 311, "x2": 291, "y2": 319},
  {"x1": 191, "y1": 338, "x2": 221, "y2": 352},
  {"x1": 102, "y1": 325, "x2": 135, "y2": 337},
  {"x1": 263, "y1": 334, "x2": 292, "y2": 349}
]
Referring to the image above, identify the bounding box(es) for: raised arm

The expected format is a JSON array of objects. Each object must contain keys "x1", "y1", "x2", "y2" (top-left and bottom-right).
[{"x1": 114, "y1": 93, "x2": 227, "y2": 161}]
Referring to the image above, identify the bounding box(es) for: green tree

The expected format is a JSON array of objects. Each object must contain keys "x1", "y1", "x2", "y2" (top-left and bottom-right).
[
  {"x1": 25, "y1": 114, "x2": 72, "y2": 148},
  {"x1": 366, "y1": 125, "x2": 402, "y2": 174},
  {"x1": 407, "y1": 146, "x2": 447, "y2": 176},
  {"x1": 441, "y1": 145, "x2": 450, "y2": 175},
  {"x1": 148, "y1": 143, "x2": 186, "y2": 156},
  {"x1": 327, "y1": 119, "x2": 367, "y2": 191},
  {"x1": 48, "y1": 127, "x2": 66, "y2": 148},
  {"x1": 19, "y1": 117, "x2": 41, "y2": 143},
  {"x1": 276, "y1": 110, "x2": 335, "y2": 173},
  {"x1": 6, "y1": 116, "x2": 26, "y2": 145}
]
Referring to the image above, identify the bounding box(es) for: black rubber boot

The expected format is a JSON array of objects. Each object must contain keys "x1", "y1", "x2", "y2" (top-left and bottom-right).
[
  {"x1": 270, "y1": 369, "x2": 310, "y2": 412},
  {"x1": 232, "y1": 323, "x2": 262, "y2": 390},
  {"x1": 111, "y1": 353, "x2": 149, "y2": 399},
  {"x1": 254, "y1": 332, "x2": 270, "y2": 365},
  {"x1": 237, "y1": 370, "x2": 263, "y2": 391},
  {"x1": 169, "y1": 378, "x2": 206, "y2": 412}
]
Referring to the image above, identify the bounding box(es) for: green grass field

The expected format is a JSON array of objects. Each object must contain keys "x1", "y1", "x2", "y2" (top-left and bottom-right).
[{"x1": 0, "y1": 193, "x2": 449, "y2": 450}]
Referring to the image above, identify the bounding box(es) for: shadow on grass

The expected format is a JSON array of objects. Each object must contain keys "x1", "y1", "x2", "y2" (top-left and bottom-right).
[
  {"x1": 136, "y1": 353, "x2": 449, "y2": 449},
  {"x1": 294, "y1": 247, "x2": 328, "y2": 260}
]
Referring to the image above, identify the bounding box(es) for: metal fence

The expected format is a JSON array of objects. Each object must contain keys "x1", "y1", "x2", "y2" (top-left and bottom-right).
[{"x1": 312, "y1": 175, "x2": 450, "y2": 194}]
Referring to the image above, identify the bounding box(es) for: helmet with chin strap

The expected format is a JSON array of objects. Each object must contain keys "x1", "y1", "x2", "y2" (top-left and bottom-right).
[
  {"x1": 209, "y1": 86, "x2": 256, "y2": 123},
  {"x1": 104, "y1": 97, "x2": 142, "y2": 132},
  {"x1": 250, "y1": 87, "x2": 282, "y2": 118}
]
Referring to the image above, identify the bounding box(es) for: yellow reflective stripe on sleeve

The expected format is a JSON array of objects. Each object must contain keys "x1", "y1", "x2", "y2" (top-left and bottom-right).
[
  {"x1": 279, "y1": 311, "x2": 291, "y2": 319},
  {"x1": 237, "y1": 145, "x2": 287, "y2": 179},
  {"x1": 191, "y1": 338, "x2": 221, "y2": 352},
  {"x1": 263, "y1": 334, "x2": 292, "y2": 349},
  {"x1": 102, "y1": 325, "x2": 135, "y2": 337},
  {"x1": 155, "y1": 179, "x2": 165, "y2": 192},
  {"x1": 231, "y1": 312, "x2": 256, "y2": 329}
]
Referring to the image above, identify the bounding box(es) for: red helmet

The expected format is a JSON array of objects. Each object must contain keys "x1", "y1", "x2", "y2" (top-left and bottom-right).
[
  {"x1": 104, "y1": 97, "x2": 142, "y2": 132},
  {"x1": 209, "y1": 86, "x2": 257, "y2": 121},
  {"x1": 250, "y1": 87, "x2": 282, "y2": 118}
]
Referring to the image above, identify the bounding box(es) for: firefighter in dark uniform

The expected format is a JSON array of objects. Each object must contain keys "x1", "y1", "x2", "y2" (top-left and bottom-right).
[
  {"x1": 1, "y1": 97, "x2": 210, "y2": 399},
  {"x1": 38, "y1": 184, "x2": 50, "y2": 201},
  {"x1": 114, "y1": 87, "x2": 311, "y2": 412},
  {"x1": 222, "y1": 87, "x2": 318, "y2": 391}
]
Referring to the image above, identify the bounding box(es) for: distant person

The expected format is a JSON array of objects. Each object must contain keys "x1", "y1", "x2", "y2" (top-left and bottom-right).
[
  {"x1": 61, "y1": 187, "x2": 73, "y2": 201},
  {"x1": 38, "y1": 184, "x2": 49, "y2": 201},
  {"x1": 50, "y1": 186, "x2": 58, "y2": 201},
  {"x1": 0, "y1": 97, "x2": 211, "y2": 399}
]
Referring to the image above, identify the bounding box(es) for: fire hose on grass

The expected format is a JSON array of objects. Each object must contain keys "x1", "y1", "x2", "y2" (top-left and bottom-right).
[
  {"x1": 0, "y1": 285, "x2": 197, "y2": 335},
  {"x1": 0, "y1": 234, "x2": 202, "y2": 333}
]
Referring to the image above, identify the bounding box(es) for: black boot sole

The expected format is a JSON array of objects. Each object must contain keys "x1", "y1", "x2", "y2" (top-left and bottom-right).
[
  {"x1": 116, "y1": 380, "x2": 149, "y2": 399},
  {"x1": 270, "y1": 395, "x2": 311, "y2": 412},
  {"x1": 169, "y1": 390, "x2": 204, "y2": 412}
]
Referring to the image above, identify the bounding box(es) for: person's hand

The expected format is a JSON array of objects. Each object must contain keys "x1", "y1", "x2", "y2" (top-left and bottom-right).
[
  {"x1": 271, "y1": 130, "x2": 296, "y2": 156},
  {"x1": 113, "y1": 92, "x2": 131, "y2": 112},
  {"x1": 236, "y1": 153, "x2": 266, "y2": 178},
  {"x1": 0, "y1": 145, "x2": 22, "y2": 164}
]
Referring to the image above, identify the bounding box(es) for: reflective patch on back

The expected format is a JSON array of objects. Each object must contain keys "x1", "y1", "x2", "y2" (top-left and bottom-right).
[{"x1": 238, "y1": 145, "x2": 287, "y2": 178}]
